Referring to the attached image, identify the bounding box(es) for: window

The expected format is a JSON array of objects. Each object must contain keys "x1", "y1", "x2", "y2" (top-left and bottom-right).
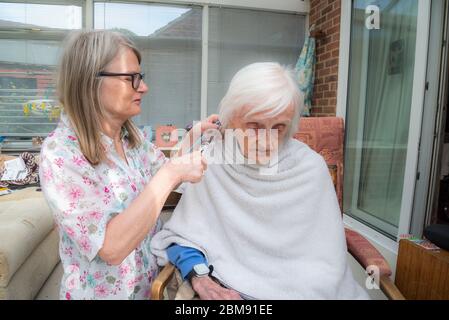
[
  {"x1": 343, "y1": 0, "x2": 420, "y2": 238},
  {"x1": 95, "y1": 2, "x2": 202, "y2": 129},
  {"x1": 0, "y1": 1, "x2": 83, "y2": 139},
  {"x1": 207, "y1": 7, "x2": 306, "y2": 113},
  {"x1": 0, "y1": 1, "x2": 306, "y2": 148}
]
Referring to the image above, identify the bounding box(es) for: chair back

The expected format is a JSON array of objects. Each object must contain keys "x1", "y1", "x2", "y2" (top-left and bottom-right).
[{"x1": 294, "y1": 117, "x2": 345, "y2": 211}]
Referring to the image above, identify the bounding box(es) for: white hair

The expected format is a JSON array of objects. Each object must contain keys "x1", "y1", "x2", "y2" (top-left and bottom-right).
[{"x1": 218, "y1": 62, "x2": 304, "y2": 137}]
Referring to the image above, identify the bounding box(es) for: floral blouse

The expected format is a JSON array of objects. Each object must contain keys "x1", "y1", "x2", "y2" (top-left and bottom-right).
[{"x1": 39, "y1": 113, "x2": 167, "y2": 300}]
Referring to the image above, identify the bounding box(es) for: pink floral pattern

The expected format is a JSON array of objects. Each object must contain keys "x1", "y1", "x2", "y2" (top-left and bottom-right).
[{"x1": 40, "y1": 113, "x2": 167, "y2": 300}]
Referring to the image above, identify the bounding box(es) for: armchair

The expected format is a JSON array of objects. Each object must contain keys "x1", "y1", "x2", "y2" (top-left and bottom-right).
[{"x1": 151, "y1": 117, "x2": 405, "y2": 300}]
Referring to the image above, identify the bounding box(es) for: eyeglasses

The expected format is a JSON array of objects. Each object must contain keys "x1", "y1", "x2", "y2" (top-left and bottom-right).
[{"x1": 97, "y1": 72, "x2": 145, "y2": 90}]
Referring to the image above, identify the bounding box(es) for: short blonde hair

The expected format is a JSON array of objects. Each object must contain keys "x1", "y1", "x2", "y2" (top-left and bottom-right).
[
  {"x1": 57, "y1": 30, "x2": 142, "y2": 165},
  {"x1": 218, "y1": 62, "x2": 304, "y2": 137}
]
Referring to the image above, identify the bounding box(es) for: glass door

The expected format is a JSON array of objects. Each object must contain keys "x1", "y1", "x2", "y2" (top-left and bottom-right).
[{"x1": 343, "y1": 0, "x2": 431, "y2": 239}]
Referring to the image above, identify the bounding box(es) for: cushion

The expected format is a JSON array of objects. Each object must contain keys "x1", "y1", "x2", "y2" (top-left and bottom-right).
[
  {"x1": 35, "y1": 262, "x2": 63, "y2": 300},
  {"x1": 0, "y1": 193, "x2": 54, "y2": 287},
  {"x1": 0, "y1": 229, "x2": 59, "y2": 300},
  {"x1": 294, "y1": 117, "x2": 345, "y2": 210},
  {"x1": 0, "y1": 187, "x2": 44, "y2": 202},
  {"x1": 345, "y1": 228, "x2": 392, "y2": 277}
]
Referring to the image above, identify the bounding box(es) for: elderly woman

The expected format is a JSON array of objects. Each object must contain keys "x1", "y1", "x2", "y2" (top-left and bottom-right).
[
  {"x1": 39, "y1": 30, "x2": 218, "y2": 300},
  {"x1": 151, "y1": 62, "x2": 369, "y2": 300}
]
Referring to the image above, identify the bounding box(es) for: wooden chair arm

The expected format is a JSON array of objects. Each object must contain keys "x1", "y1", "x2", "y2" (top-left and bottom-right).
[
  {"x1": 380, "y1": 275, "x2": 405, "y2": 300},
  {"x1": 151, "y1": 263, "x2": 176, "y2": 300}
]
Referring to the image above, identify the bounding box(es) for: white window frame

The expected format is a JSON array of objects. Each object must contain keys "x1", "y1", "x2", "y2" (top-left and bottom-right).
[{"x1": 337, "y1": 0, "x2": 432, "y2": 257}]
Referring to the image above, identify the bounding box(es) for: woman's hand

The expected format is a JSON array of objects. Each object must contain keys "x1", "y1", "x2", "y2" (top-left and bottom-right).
[
  {"x1": 176, "y1": 114, "x2": 220, "y2": 157},
  {"x1": 191, "y1": 276, "x2": 242, "y2": 300},
  {"x1": 165, "y1": 150, "x2": 208, "y2": 184}
]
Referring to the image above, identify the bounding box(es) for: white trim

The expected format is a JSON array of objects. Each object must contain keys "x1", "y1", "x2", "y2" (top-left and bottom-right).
[
  {"x1": 103, "y1": 0, "x2": 310, "y2": 14},
  {"x1": 85, "y1": 0, "x2": 94, "y2": 29},
  {"x1": 349, "y1": 21, "x2": 370, "y2": 230},
  {"x1": 411, "y1": 0, "x2": 447, "y2": 237},
  {"x1": 3, "y1": 0, "x2": 84, "y2": 5},
  {"x1": 304, "y1": 10, "x2": 309, "y2": 38},
  {"x1": 336, "y1": 0, "x2": 351, "y2": 119},
  {"x1": 343, "y1": 214, "x2": 398, "y2": 254},
  {"x1": 200, "y1": 5, "x2": 209, "y2": 119},
  {"x1": 396, "y1": 0, "x2": 431, "y2": 239}
]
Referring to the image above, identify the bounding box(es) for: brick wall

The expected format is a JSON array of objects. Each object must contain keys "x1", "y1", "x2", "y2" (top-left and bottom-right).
[{"x1": 309, "y1": 0, "x2": 341, "y2": 117}]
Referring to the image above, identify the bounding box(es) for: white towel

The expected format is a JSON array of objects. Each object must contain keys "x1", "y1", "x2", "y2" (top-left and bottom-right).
[{"x1": 151, "y1": 138, "x2": 369, "y2": 299}]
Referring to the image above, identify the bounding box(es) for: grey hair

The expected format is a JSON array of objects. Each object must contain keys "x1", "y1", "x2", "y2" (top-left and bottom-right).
[
  {"x1": 57, "y1": 30, "x2": 142, "y2": 165},
  {"x1": 218, "y1": 62, "x2": 304, "y2": 137}
]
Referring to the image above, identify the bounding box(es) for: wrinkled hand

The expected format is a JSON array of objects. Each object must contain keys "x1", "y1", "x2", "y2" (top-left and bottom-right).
[{"x1": 191, "y1": 276, "x2": 242, "y2": 300}]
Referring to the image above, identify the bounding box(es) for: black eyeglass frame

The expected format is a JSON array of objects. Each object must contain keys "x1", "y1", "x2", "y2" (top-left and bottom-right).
[{"x1": 97, "y1": 72, "x2": 145, "y2": 90}]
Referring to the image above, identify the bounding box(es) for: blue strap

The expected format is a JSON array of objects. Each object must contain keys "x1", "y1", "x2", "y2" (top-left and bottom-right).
[{"x1": 167, "y1": 244, "x2": 208, "y2": 280}]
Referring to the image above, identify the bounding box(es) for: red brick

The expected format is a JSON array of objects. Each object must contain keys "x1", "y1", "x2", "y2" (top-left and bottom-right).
[
  {"x1": 325, "y1": 75, "x2": 338, "y2": 82},
  {"x1": 331, "y1": 65, "x2": 339, "y2": 74},
  {"x1": 322, "y1": 106, "x2": 336, "y2": 114},
  {"x1": 317, "y1": 98, "x2": 329, "y2": 105},
  {"x1": 321, "y1": 4, "x2": 334, "y2": 16},
  {"x1": 328, "y1": 24, "x2": 340, "y2": 35},
  {"x1": 333, "y1": 16, "x2": 340, "y2": 26},
  {"x1": 324, "y1": 90, "x2": 336, "y2": 98},
  {"x1": 313, "y1": 91, "x2": 324, "y2": 99},
  {"x1": 317, "y1": 83, "x2": 329, "y2": 92},
  {"x1": 325, "y1": 58, "x2": 339, "y2": 67},
  {"x1": 318, "y1": 67, "x2": 331, "y2": 77},
  {"x1": 310, "y1": 0, "x2": 341, "y2": 114},
  {"x1": 326, "y1": 41, "x2": 340, "y2": 51}
]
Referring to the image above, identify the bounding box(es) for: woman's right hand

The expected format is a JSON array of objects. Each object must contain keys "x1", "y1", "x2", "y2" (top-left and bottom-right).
[{"x1": 165, "y1": 151, "x2": 208, "y2": 184}]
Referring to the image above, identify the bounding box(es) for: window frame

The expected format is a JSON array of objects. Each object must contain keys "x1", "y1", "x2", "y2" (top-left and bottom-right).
[{"x1": 337, "y1": 0, "x2": 432, "y2": 253}]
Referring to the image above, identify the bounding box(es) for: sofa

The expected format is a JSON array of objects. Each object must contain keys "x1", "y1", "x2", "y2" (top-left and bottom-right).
[{"x1": 0, "y1": 187, "x2": 60, "y2": 300}]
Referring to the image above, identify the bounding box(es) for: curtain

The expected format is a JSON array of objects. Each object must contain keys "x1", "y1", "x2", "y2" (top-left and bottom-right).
[{"x1": 295, "y1": 34, "x2": 316, "y2": 117}]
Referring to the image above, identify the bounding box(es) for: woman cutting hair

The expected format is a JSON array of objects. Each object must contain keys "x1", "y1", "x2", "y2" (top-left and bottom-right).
[{"x1": 39, "y1": 30, "x2": 218, "y2": 300}]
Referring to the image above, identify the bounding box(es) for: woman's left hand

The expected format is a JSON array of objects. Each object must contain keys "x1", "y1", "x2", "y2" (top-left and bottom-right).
[{"x1": 175, "y1": 114, "x2": 220, "y2": 157}]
